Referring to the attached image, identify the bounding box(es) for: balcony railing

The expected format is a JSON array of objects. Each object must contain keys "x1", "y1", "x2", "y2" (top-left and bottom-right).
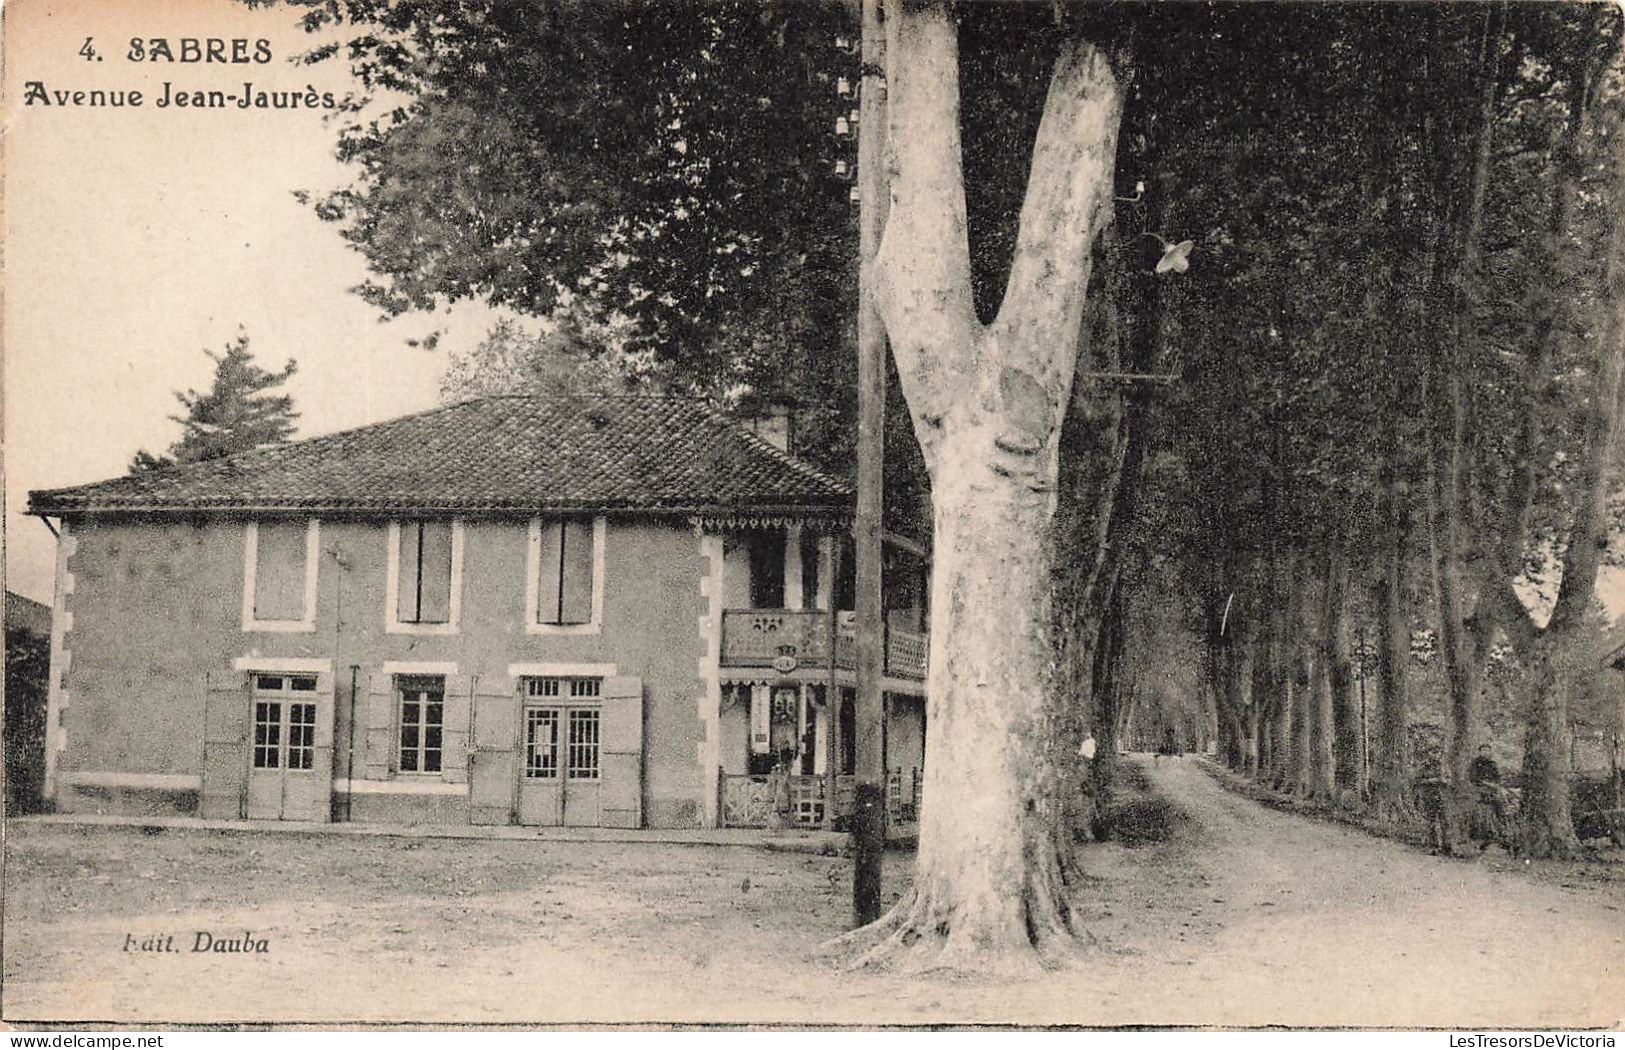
[
  {"x1": 719, "y1": 609, "x2": 927, "y2": 680},
  {"x1": 719, "y1": 769, "x2": 922, "y2": 829}
]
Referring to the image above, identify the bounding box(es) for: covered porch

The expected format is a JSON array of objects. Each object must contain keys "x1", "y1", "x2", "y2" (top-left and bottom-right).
[{"x1": 714, "y1": 677, "x2": 925, "y2": 830}]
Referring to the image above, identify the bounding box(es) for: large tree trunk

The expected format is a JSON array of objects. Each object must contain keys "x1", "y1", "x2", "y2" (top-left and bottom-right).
[
  {"x1": 868, "y1": 429, "x2": 1078, "y2": 972},
  {"x1": 1088, "y1": 575, "x2": 1129, "y2": 835},
  {"x1": 1308, "y1": 552, "x2": 1339, "y2": 801},
  {"x1": 1430, "y1": 469, "x2": 1490, "y2": 852},
  {"x1": 1236, "y1": 624, "x2": 1260, "y2": 777},
  {"x1": 1369, "y1": 477, "x2": 1415, "y2": 823},
  {"x1": 1049, "y1": 223, "x2": 1155, "y2": 851},
  {"x1": 1421, "y1": 2, "x2": 1503, "y2": 854},
  {"x1": 1517, "y1": 187, "x2": 1625, "y2": 857},
  {"x1": 1520, "y1": 641, "x2": 1581, "y2": 858},
  {"x1": 1208, "y1": 628, "x2": 1246, "y2": 771},
  {"x1": 1612, "y1": 698, "x2": 1625, "y2": 847},
  {"x1": 1290, "y1": 621, "x2": 1315, "y2": 797},
  {"x1": 1252, "y1": 622, "x2": 1277, "y2": 782},
  {"x1": 1324, "y1": 544, "x2": 1363, "y2": 803},
  {"x1": 831, "y1": 0, "x2": 1123, "y2": 974},
  {"x1": 1510, "y1": 24, "x2": 1625, "y2": 861}
]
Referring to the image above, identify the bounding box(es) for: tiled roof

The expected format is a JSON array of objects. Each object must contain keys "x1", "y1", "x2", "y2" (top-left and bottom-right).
[{"x1": 28, "y1": 395, "x2": 853, "y2": 517}]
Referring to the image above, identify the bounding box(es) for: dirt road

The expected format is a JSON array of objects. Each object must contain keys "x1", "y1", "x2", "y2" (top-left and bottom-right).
[
  {"x1": 4, "y1": 759, "x2": 1620, "y2": 1027},
  {"x1": 1111, "y1": 759, "x2": 1624, "y2": 1028}
]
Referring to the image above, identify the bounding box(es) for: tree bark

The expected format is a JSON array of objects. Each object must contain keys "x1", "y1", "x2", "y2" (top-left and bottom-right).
[{"x1": 866, "y1": 430, "x2": 1081, "y2": 972}]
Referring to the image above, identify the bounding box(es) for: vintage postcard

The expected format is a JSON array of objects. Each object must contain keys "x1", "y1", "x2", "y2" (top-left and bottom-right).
[{"x1": 3, "y1": 0, "x2": 1623, "y2": 1031}]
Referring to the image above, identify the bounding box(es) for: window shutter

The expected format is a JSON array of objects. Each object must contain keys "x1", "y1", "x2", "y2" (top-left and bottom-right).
[
  {"x1": 312, "y1": 672, "x2": 337, "y2": 751},
  {"x1": 253, "y1": 521, "x2": 307, "y2": 621},
  {"x1": 559, "y1": 519, "x2": 595, "y2": 624},
  {"x1": 396, "y1": 524, "x2": 422, "y2": 623},
  {"x1": 441, "y1": 674, "x2": 472, "y2": 783},
  {"x1": 418, "y1": 522, "x2": 454, "y2": 623},
  {"x1": 469, "y1": 676, "x2": 519, "y2": 825},
  {"x1": 201, "y1": 671, "x2": 249, "y2": 819},
  {"x1": 363, "y1": 672, "x2": 396, "y2": 779},
  {"x1": 599, "y1": 676, "x2": 643, "y2": 828},
  {"x1": 310, "y1": 673, "x2": 338, "y2": 819},
  {"x1": 536, "y1": 521, "x2": 563, "y2": 623}
]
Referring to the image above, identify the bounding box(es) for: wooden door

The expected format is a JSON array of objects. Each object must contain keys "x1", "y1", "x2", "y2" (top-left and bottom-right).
[
  {"x1": 560, "y1": 706, "x2": 601, "y2": 826},
  {"x1": 518, "y1": 704, "x2": 564, "y2": 825},
  {"x1": 244, "y1": 672, "x2": 330, "y2": 821}
]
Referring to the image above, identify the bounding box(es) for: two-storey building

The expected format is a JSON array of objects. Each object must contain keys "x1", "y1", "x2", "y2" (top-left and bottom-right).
[{"x1": 27, "y1": 394, "x2": 928, "y2": 830}]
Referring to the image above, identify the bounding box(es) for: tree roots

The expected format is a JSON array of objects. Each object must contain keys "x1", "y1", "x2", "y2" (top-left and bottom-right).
[{"x1": 819, "y1": 886, "x2": 1098, "y2": 978}]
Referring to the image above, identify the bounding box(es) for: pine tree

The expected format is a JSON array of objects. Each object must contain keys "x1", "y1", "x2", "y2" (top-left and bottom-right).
[{"x1": 130, "y1": 332, "x2": 298, "y2": 473}]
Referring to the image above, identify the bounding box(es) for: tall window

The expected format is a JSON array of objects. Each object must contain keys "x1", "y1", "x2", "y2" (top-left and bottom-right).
[
  {"x1": 251, "y1": 673, "x2": 317, "y2": 770},
  {"x1": 536, "y1": 518, "x2": 595, "y2": 625},
  {"x1": 397, "y1": 522, "x2": 454, "y2": 624},
  {"x1": 567, "y1": 709, "x2": 601, "y2": 780},
  {"x1": 524, "y1": 707, "x2": 560, "y2": 780},
  {"x1": 397, "y1": 675, "x2": 444, "y2": 774},
  {"x1": 523, "y1": 677, "x2": 601, "y2": 780}
]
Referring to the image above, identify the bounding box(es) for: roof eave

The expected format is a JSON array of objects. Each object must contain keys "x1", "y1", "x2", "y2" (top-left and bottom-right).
[{"x1": 28, "y1": 498, "x2": 855, "y2": 518}]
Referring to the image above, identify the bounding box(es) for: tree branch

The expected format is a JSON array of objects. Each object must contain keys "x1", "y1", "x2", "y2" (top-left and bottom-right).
[
  {"x1": 991, "y1": 37, "x2": 1123, "y2": 407},
  {"x1": 873, "y1": 0, "x2": 979, "y2": 429}
]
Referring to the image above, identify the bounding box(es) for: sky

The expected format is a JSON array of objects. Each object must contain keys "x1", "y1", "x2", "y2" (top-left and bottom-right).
[{"x1": 3, "y1": 0, "x2": 498, "y2": 602}]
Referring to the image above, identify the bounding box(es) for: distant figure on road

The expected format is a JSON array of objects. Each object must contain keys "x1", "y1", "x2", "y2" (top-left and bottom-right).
[
  {"x1": 1156, "y1": 727, "x2": 1180, "y2": 763},
  {"x1": 1468, "y1": 744, "x2": 1512, "y2": 852},
  {"x1": 1468, "y1": 744, "x2": 1500, "y2": 786}
]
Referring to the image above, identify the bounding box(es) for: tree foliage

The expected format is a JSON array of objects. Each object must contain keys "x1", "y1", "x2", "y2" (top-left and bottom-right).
[
  {"x1": 287, "y1": 0, "x2": 1625, "y2": 867},
  {"x1": 130, "y1": 332, "x2": 299, "y2": 473},
  {"x1": 4, "y1": 627, "x2": 51, "y2": 814}
]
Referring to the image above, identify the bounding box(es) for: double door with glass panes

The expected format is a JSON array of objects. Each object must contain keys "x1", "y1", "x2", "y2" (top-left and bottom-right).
[
  {"x1": 247, "y1": 673, "x2": 325, "y2": 821},
  {"x1": 518, "y1": 677, "x2": 602, "y2": 826}
]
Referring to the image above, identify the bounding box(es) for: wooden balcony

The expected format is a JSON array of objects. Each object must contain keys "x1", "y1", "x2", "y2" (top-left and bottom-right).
[{"x1": 719, "y1": 609, "x2": 927, "y2": 680}]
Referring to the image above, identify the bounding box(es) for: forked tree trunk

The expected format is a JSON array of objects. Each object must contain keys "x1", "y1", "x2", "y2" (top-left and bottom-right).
[{"x1": 830, "y1": 0, "x2": 1123, "y2": 974}]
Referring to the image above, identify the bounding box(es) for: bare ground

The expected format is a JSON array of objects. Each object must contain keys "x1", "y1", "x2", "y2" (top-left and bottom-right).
[{"x1": 4, "y1": 758, "x2": 1621, "y2": 1027}]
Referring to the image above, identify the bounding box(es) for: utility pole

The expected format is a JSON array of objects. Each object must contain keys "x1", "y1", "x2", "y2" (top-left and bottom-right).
[
  {"x1": 824, "y1": 540, "x2": 840, "y2": 831},
  {"x1": 852, "y1": 0, "x2": 889, "y2": 928}
]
